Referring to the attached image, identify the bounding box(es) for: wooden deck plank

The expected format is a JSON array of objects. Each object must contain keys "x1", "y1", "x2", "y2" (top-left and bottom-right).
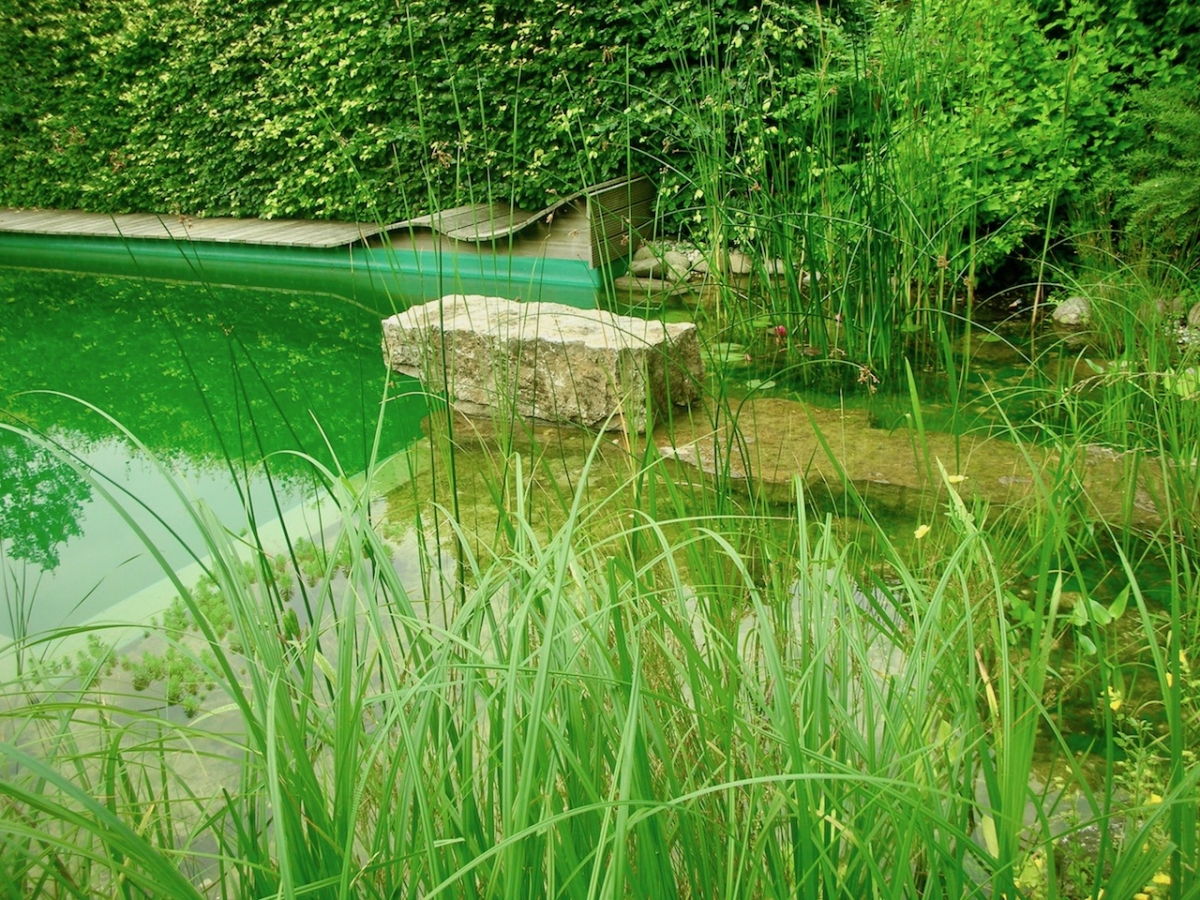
[
  {"x1": 0, "y1": 209, "x2": 383, "y2": 248},
  {"x1": 0, "y1": 176, "x2": 651, "y2": 257},
  {"x1": 2, "y1": 211, "x2": 62, "y2": 227},
  {"x1": 393, "y1": 203, "x2": 519, "y2": 239}
]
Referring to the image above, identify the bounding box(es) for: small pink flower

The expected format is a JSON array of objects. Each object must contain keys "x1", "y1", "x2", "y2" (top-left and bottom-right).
[{"x1": 774, "y1": 324, "x2": 787, "y2": 338}]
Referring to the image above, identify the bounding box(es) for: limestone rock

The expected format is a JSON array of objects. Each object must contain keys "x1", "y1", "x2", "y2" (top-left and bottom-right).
[
  {"x1": 693, "y1": 251, "x2": 751, "y2": 276},
  {"x1": 611, "y1": 274, "x2": 694, "y2": 298},
  {"x1": 627, "y1": 257, "x2": 658, "y2": 277},
  {"x1": 1052, "y1": 295, "x2": 1091, "y2": 326},
  {"x1": 629, "y1": 245, "x2": 660, "y2": 277},
  {"x1": 1189, "y1": 301, "x2": 1200, "y2": 329},
  {"x1": 1154, "y1": 296, "x2": 1186, "y2": 320},
  {"x1": 661, "y1": 250, "x2": 694, "y2": 281},
  {"x1": 383, "y1": 295, "x2": 703, "y2": 433},
  {"x1": 631, "y1": 243, "x2": 657, "y2": 263},
  {"x1": 725, "y1": 249, "x2": 755, "y2": 275},
  {"x1": 628, "y1": 245, "x2": 692, "y2": 281},
  {"x1": 692, "y1": 249, "x2": 789, "y2": 279}
]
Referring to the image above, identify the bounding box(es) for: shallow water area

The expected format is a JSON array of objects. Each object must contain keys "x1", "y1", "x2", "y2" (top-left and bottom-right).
[{"x1": 0, "y1": 429, "x2": 315, "y2": 637}]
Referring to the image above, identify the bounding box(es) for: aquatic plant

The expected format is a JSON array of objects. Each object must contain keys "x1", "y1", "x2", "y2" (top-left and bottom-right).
[
  {"x1": 2, "y1": 3, "x2": 1200, "y2": 893},
  {"x1": 1, "y1": 376, "x2": 1198, "y2": 897}
]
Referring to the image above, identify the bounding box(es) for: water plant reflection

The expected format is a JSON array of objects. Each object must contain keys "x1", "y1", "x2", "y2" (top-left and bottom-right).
[{"x1": 0, "y1": 429, "x2": 90, "y2": 571}]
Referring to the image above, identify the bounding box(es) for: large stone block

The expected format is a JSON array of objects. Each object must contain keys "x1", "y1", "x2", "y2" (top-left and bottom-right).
[{"x1": 382, "y1": 295, "x2": 703, "y2": 432}]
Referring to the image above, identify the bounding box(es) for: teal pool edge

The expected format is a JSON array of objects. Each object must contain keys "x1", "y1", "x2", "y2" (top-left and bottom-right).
[{"x1": 0, "y1": 232, "x2": 609, "y2": 311}]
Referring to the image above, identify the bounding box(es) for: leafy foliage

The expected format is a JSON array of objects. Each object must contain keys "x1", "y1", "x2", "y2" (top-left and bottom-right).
[
  {"x1": 0, "y1": 431, "x2": 89, "y2": 570},
  {"x1": 1112, "y1": 84, "x2": 1200, "y2": 267},
  {"x1": 1, "y1": 0, "x2": 790, "y2": 220},
  {"x1": 2, "y1": 0, "x2": 1193, "y2": 245}
]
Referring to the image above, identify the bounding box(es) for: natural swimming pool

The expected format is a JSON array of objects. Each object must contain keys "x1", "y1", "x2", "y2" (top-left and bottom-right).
[
  {"x1": 2, "y1": 241, "x2": 1195, "y2": 899},
  {"x1": 0, "y1": 263, "x2": 427, "y2": 638},
  {"x1": 2, "y1": 254, "x2": 1179, "y2": 640}
]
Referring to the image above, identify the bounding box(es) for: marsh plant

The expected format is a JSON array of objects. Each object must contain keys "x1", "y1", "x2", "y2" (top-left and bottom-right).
[
  {"x1": 1, "y1": 379, "x2": 1198, "y2": 899},
  {"x1": 2, "y1": 0, "x2": 1200, "y2": 894}
]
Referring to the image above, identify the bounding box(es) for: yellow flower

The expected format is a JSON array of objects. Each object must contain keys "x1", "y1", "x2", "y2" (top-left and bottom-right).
[
  {"x1": 1107, "y1": 686, "x2": 1123, "y2": 712},
  {"x1": 947, "y1": 474, "x2": 967, "y2": 484},
  {"x1": 914, "y1": 523, "x2": 931, "y2": 540},
  {"x1": 1166, "y1": 672, "x2": 1174, "y2": 687},
  {"x1": 1135, "y1": 893, "x2": 1151, "y2": 900},
  {"x1": 1149, "y1": 793, "x2": 1163, "y2": 805},
  {"x1": 1152, "y1": 873, "x2": 1171, "y2": 886}
]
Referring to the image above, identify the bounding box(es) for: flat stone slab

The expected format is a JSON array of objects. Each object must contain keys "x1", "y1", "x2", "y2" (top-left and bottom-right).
[
  {"x1": 658, "y1": 397, "x2": 1164, "y2": 527},
  {"x1": 383, "y1": 295, "x2": 703, "y2": 432}
]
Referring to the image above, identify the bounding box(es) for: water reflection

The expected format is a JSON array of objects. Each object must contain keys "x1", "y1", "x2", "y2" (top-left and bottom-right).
[
  {"x1": 0, "y1": 266, "x2": 427, "y2": 635},
  {"x1": 0, "y1": 431, "x2": 90, "y2": 572}
]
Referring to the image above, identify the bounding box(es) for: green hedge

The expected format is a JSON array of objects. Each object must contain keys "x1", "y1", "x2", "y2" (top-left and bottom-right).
[
  {"x1": 1, "y1": 0, "x2": 814, "y2": 221},
  {"x1": 2, "y1": 0, "x2": 1196, "y2": 256}
]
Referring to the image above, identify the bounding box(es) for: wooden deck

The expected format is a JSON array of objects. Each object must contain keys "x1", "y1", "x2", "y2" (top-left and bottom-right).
[
  {"x1": 0, "y1": 176, "x2": 654, "y2": 264},
  {"x1": 0, "y1": 208, "x2": 385, "y2": 248}
]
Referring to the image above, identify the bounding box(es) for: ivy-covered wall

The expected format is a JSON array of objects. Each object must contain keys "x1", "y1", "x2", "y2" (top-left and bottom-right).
[
  {"x1": 0, "y1": 0, "x2": 834, "y2": 221},
  {"x1": 2, "y1": 0, "x2": 1197, "y2": 256}
]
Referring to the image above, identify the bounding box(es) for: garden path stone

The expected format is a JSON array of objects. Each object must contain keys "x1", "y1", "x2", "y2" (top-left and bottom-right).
[{"x1": 383, "y1": 294, "x2": 703, "y2": 433}]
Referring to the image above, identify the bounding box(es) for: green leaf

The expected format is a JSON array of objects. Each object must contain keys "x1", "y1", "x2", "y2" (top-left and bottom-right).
[
  {"x1": 1164, "y1": 366, "x2": 1200, "y2": 399},
  {"x1": 1107, "y1": 585, "x2": 1130, "y2": 620},
  {"x1": 702, "y1": 342, "x2": 750, "y2": 368}
]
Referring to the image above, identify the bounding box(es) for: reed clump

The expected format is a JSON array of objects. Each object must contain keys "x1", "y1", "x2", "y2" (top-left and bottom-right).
[{"x1": 1, "y1": 381, "x2": 1197, "y2": 898}]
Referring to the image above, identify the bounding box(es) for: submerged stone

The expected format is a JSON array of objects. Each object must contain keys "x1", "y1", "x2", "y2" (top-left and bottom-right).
[
  {"x1": 1051, "y1": 295, "x2": 1091, "y2": 326},
  {"x1": 657, "y1": 396, "x2": 1163, "y2": 527},
  {"x1": 382, "y1": 295, "x2": 703, "y2": 432}
]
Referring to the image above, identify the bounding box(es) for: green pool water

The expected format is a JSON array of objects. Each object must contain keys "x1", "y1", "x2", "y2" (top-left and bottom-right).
[{"x1": 0, "y1": 263, "x2": 427, "y2": 638}]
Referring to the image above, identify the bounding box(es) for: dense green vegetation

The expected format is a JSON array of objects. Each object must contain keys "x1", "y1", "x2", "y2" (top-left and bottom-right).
[
  {"x1": 3, "y1": 0, "x2": 1197, "y2": 261},
  {"x1": 3, "y1": 364, "x2": 1199, "y2": 898},
  {"x1": 6, "y1": 0, "x2": 1200, "y2": 381},
  {"x1": 2, "y1": 0, "x2": 1200, "y2": 897}
]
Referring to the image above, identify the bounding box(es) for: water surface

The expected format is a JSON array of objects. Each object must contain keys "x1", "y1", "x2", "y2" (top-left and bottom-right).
[{"x1": 1, "y1": 266, "x2": 426, "y2": 636}]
